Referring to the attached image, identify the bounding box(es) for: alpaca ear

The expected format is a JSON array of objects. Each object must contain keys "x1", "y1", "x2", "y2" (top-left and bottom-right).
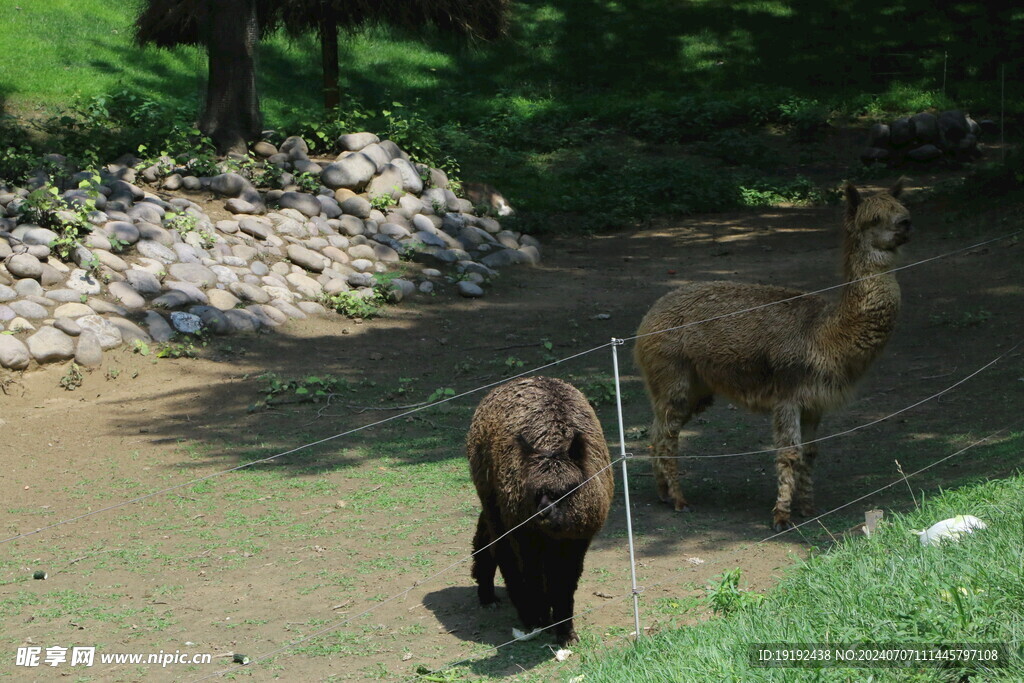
[
  {"x1": 889, "y1": 178, "x2": 905, "y2": 199},
  {"x1": 516, "y1": 434, "x2": 537, "y2": 456},
  {"x1": 844, "y1": 182, "x2": 861, "y2": 220},
  {"x1": 566, "y1": 431, "x2": 586, "y2": 460}
]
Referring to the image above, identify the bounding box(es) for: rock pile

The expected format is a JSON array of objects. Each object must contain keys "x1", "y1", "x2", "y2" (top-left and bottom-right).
[
  {"x1": 860, "y1": 110, "x2": 995, "y2": 166},
  {"x1": 0, "y1": 133, "x2": 538, "y2": 370}
]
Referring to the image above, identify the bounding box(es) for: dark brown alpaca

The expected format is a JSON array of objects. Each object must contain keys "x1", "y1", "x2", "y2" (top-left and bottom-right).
[
  {"x1": 467, "y1": 376, "x2": 614, "y2": 645},
  {"x1": 634, "y1": 182, "x2": 911, "y2": 531}
]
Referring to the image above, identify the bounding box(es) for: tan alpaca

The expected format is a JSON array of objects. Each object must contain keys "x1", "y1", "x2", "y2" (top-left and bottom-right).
[{"x1": 634, "y1": 182, "x2": 911, "y2": 531}]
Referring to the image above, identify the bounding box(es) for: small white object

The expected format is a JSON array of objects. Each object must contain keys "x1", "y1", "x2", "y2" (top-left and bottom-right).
[
  {"x1": 554, "y1": 648, "x2": 573, "y2": 662},
  {"x1": 913, "y1": 515, "x2": 987, "y2": 546},
  {"x1": 512, "y1": 627, "x2": 543, "y2": 641}
]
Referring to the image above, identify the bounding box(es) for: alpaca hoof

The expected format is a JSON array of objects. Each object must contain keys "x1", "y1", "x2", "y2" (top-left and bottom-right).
[
  {"x1": 674, "y1": 502, "x2": 694, "y2": 513},
  {"x1": 557, "y1": 629, "x2": 580, "y2": 646},
  {"x1": 772, "y1": 517, "x2": 794, "y2": 532}
]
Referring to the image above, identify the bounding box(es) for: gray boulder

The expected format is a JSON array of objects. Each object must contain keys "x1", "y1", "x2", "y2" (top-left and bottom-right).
[
  {"x1": 278, "y1": 191, "x2": 323, "y2": 218},
  {"x1": 0, "y1": 334, "x2": 30, "y2": 369},
  {"x1": 337, "y1": 132, "x2": 379, "y2": 152},
  {"x1": 26, "y1": 326, "x2": 76, "y2": 363},
  {"x1": 320, "y1": 153, "x2": 376, "y2": 191},
  {"x1": 210, "y1": 173, "x2": 249, "y2": 197},
  {"x1": 74, "y1": 330, "x2": 104, "y2": 367}
]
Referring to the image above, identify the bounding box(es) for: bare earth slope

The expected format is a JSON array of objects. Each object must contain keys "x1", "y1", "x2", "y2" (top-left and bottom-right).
[{"x1": 1, "y1": 185, "x2": 1021, "y2": 681}]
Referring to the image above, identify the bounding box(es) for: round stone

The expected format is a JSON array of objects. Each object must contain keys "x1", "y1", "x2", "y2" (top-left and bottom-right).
[
  {"x1": 285, "y1": 272, "x2": 323, "y2": 299},
  {"x1": 44, "y1": 290, "x2": 83, "y2": 305},
  {"x1": 76, "y1": 315, "x2": 123, "y2": 350},
  {"x1": 144, "y1": 311, "x2": 175, "y2": 342},
  {"x1": 207, "y1": 289, "x2": 241, "y2": 311},
  {"x1": 15, "y1": 226, "x2": 60, "y2": 247},
  {"x1": 26, "y1": 326, "x2": 76, "y2": 363},
  {"x1": 337, "y1": 132, "x2": 379, "y2": 152},
  {"x1": 0, "y1": 334, "x2": 31, "y2": 369},
  {"x1": 457, "y1": 281, "x2": 485, "y2": 298},
  {"x1": 340, "y1": 196, "x2": 372, "y2": 219},
  {"x1": 286, "y1": 244, "x2": 328, "y2": 272},
  {"x1": 278, "y1": 192, "x2": 323, "y2": 218},
  {"x1": 320, "y1": 154, "x2": 376, "y2": 191},
  {"x1": 210, "y1": 173, "x2": 249, "y2": 197},
  {"x1": 136, "y1": 240, "x2": 178, "y2": 264},
  {"x1": 168, "y1": 262, "x2": 218, "y2": 288},
  {"x1": 104, "y1": 221, "x2": 141, "y2": 245},
  {"x1": 238, "y1": 218, "x2": 271, "y2": 240},
  {"x1": 7, "y1": 317, "x2": 35, "y2": 333},
  {"x1": 108, "y1": 317, "x2": 151, "y2": 345},
  {"x1": 223, "y1": 308, "x2": 262, "y2": 333},
  {"x1": 93, "y1": 249, "x2": 129, "y2": 272},
  {"x1": 124, "y1": 269, "x2": 163, "y2": 296},
  {"x1": 6, "y1": 253, "x2": 43, "y2": 280},
  {"x1": 170, "y1": 311, "x2": 204, "y2": 334},
  {"x1": 74, "y1": 330, "x2": 104, "y2": 367},
  {"x1": 226, "y1": 198, "x2": 264, "y2": 215},
  {"x1": 347, "y1": 244, "x2": 376, "y2": 261},
  {"x1": 209, "y1": 265, "x2": 240, "y2": 285},
  {"x1": 53, "y1": 302, "x2": 94, "y2": 318},
  {"x1": 183, "y1": 306, "x2": 225, "y2": 334},
  {"x1": 107, "y1": 281, "x2": 146, "y2": 309},
  {"x1": 228, "y1": 282, "x2": 271, "y2": 304},
  {"x1": 64, "y1": 269, "x2": 103, "y2": 295},
  {"x1": 53, "y1": 317, "x2": 82, "y2": 336}
]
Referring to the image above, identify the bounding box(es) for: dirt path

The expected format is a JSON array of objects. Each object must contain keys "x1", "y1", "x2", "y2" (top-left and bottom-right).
[{"x1": 2, "y1": 183, "x2": 1022, "y2": 681}]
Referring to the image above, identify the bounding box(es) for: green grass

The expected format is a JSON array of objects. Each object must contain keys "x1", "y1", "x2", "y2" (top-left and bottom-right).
[
  {"x1": 572, "y1": 458, "x2": 1024, "y2": 681},
  {"x1": 2, "y1": 1, "x2": 1020, "y2": 231}
]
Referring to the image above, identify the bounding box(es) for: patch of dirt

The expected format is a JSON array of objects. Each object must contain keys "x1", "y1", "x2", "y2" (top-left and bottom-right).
[{"x1": 1, "y1": 181, "x2": 1021, "y2": 681}]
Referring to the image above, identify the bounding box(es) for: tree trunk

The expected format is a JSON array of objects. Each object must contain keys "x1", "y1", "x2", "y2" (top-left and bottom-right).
[
  {"x1": 320, "y1": 15, "x2": 340, "y2": 110},
  {"x1": 199, "y1": 0, "x2": 262, "y2": 155}
]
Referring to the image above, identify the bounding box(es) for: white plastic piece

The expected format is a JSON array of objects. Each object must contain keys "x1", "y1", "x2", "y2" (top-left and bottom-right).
[
  {"x1": 913, "y1": 515, "x2": 987, "y2": 546},
  {"x1": 512, "y1": 627, "x2": 543, "y2": 641},
  {"x1": 554, "y1": 648, "x2": 573, "y2": 661}
]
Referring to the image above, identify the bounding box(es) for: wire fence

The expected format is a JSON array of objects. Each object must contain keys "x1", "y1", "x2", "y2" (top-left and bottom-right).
[
  {"x1": 421, "y1": 428, "x2": 1011, "y2": 680},
  {"x1": 2, "y1": 226, "x2": 1020, "y2": 680}
]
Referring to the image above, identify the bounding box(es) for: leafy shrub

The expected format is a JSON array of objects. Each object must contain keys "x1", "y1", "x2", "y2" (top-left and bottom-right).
[
  {"x1": 738, "y1": 175, "x2": 835, "y2": 207},
  {"x1": 281, "y1": 96, "x2": 372, "y2": 153},
  {"x1": 165, "y1": 210, "x2": 216, "y2": 249},
  {"x1": 292, "y1": 171, "x2": 322, "y2": 193},
  {"x1": 20, "y1": 173, "x2": 102, "y2": 260},
  {"x1": 777, "y1": 96, "x2": 831, "y2": 139},
  {"x1": 320, "y1": 291, "x2": 383, "y2": 319}
]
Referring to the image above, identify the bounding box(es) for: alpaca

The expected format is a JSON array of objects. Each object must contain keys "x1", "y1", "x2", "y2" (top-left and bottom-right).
[
  {"x1": 634, "y1": 181, "x2": 911, "y2": 531},
  {"x1": 466, "y1": 376, "x2": 614, "y2": 645}
]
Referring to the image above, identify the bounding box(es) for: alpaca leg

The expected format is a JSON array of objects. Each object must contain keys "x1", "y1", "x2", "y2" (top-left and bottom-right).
[
  {"x1": 771, "y1": 404, "x2": 803, "y2": 532},
  {"x1": 471, "y1": 512, "x2": 498, "y2": 606},
  {"x1": 795, "y1": 412, "x2": 821, "y2": 517},
  {"x1": 548, "y1": 539, "x2": 590, "y2": 645},
  {"x1": 651, "y1": 404, "x2": 693, "y2": 512},
  {"x1": 502, "y1": 533, "x2": 546, "y2": 631}
]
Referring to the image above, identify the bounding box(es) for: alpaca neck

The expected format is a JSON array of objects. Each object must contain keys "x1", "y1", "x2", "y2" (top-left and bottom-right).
[{"x1": 821, "y1": 247, "x2": 901, "y2": 374}]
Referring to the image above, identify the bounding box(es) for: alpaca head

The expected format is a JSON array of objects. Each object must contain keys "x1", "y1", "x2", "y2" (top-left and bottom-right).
[
  {"x1": 843, "y1": 180, "x2": 912, "y2": 271},
  {"x1": 516, "y1": 431, "x2": 588, "y2": 534}
]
